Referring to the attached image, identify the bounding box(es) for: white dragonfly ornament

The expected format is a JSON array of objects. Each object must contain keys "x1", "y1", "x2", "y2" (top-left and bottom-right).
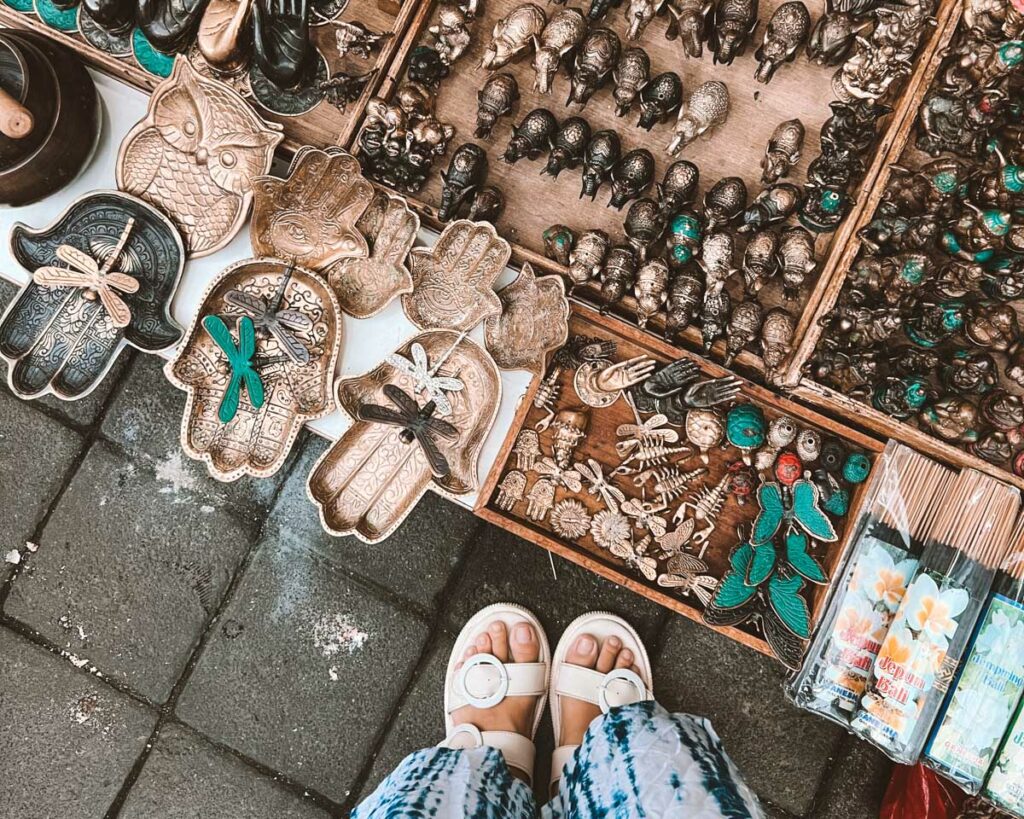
[{"x1": 387, "y1": 339, "x2": 465, "y2": 417}]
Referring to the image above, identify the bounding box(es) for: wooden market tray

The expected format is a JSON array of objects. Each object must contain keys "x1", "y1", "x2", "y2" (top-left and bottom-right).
[
  {"x1": 476, "y1": 303, "x2": 885, "y2": 659},
  {"x1": 0, "y1": 0, "x2": 418, "y2": 151},
  {"x1": 356, "y1": 0, "x2": 958, "y2": 378},
  {"x1": 777, "y1": 1, "x2": 1024, "y2": 492}
]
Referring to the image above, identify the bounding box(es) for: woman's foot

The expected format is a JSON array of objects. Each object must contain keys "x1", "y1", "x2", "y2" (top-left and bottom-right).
[
  {"x1": 450, "y1": 619, "x2": 540, "y2": 783},
  {"x1": 558, "y1": 633, "x2": 642, "y2": 749}
]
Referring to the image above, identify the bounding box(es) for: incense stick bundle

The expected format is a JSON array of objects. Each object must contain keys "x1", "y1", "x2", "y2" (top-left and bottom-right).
[
  {"x1": 928, "y1": 512, "x2": 1024, "y2": 795},
  {"x1": 789, "y1": 443, "x2": 954, "y2": 726},
  {"x1": 850, "y1": 469, "x2": 1019, "y2": 764}
]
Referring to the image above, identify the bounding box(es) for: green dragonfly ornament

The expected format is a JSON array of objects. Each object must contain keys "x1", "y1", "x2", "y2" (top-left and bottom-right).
[
  {"x1": 203, "y1": 315, "x2": 266, "y2": 424},
  {"x1": 750, "y1": 453, "x2": 838, "y2": 546}
]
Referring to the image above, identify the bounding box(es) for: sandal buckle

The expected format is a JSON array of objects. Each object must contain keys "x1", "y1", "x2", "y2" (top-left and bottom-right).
[
  {"x1": 457, "y1": 653, "x2": 510, "y2": 709},
  {"x1": 598, "y1": 668, "x2": 647, "y2": 713}
]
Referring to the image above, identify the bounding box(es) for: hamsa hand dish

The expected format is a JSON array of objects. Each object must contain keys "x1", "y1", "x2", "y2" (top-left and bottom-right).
[
  {"x1": 484, "y1": 262, "x2": 570, "y2": 375},
  {"x1": 116, "y1": 58, "x2": 283, "y2": 257},
  {"x1": 307, "y1": 331, "x2": 500, "y2": 542},
  {"x1": 249, "y1": 147, "x2": 374, "y2": 271},
  {"x1": 0, "y1": 191, "x2": 184, "y2": 401},
  {"x1": 166, "y1": 258, "x2": 342, "y2": 480},
  {"x1": 401, "y1": 219, "x2": 509, "y2": 331}
]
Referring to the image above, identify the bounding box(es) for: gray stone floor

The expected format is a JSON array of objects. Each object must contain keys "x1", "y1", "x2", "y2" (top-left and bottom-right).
[{"x1": 0, "y1": 279, "x2": 893, "y2": 818}]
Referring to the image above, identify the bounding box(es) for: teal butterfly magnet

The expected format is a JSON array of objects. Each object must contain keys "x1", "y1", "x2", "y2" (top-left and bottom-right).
[
  {"x1": 751, "y1": 480, "x2": 838, "y2": 545},
  {"x1": 203, "y1": 315, "x2": 265, "y2": 423}
]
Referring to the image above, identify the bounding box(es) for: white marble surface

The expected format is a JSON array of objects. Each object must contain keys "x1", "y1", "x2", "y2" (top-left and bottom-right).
[{"x1": 0, "y1": 70, "x2": 533, "y2": 508}]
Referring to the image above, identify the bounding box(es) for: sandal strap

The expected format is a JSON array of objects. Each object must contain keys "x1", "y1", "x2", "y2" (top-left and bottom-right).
[
  {"x1": 551, "y1": 744, "x2": 578, "y2": 787},
  {"x1": 448, "y1": 653, "x2": 547, "y2": 712},
  {"x1": 441, "y1": 725, "x2": 536, "y2": 784},
  {"x1": 555, "y1": 665, "x2": 651, "y2": 713}
]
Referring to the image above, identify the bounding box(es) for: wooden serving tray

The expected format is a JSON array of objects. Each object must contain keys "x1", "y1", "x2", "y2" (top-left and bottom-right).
[
  {"x1": 358, "y1": 0, "x2": 955, "y2": 378},
  {"x1": 0, "y1": 0, "x2": 419, "y2": 151},
  {"x1": 779, "y1": 1, "x2": 1024, "y2": 492},
  {"x1": 476, "y1": 303, "x2": 885, "y2": 660}
]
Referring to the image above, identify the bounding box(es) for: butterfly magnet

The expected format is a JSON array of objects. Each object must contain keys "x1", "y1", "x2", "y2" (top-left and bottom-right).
[
  {"x1": 166, "y1": 259, "x2": 342, "y2": 481},
  {"x1": 308, "y1": 331, "x2": 500, "y2": 543},
  {"x1": 0, "y1": 191, "x2": 184, "y2": 401}
]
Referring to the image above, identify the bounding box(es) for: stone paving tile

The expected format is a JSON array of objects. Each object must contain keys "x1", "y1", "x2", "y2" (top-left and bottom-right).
[
  {"x1": 654, "y1": 615, "x2": 845, "y2": 816},
  {"x1": 4, "y1": 441, "x2": 259, "y2": 703},
  {"x1": 175, "y1": 532, "x2": 432, "y2": 803},
  {"x1": 445, "y1": 523, "x2": 665, "y2": 643},
  {"x1": 0, "y1": 279, "x2": 133, "y2": 427},
  {"x1": 119, "y1": 722, "x2": 330, "y2": 819},
  {"x1": 0, "y1": 626, "x2": 157, "y2": 819},
  {"x1": 264, "y1": 436, "x2": 480, "y2": 610},
  {"x1": 101, "y1": 353, "x2": 291, "y2": 519},
  {"x1": 0, "y1": 389, "x2": 84, "y2": 586},
  {"x1": 813, "y1": 735, "x2": 893, "y2": 819}
]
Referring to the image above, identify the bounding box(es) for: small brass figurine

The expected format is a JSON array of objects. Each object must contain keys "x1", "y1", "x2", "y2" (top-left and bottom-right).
[
  {"x1": 700, "y1": 230, "x2": 737, "y2": 292},
  {"x1": 475, "y1": 73, "x2": 519, "y2": 139},
  {"x1": 429, "y1": 3, "x2": 474, "y2": 65},
  {"x1": 624, "y1": 198, "x2": 665, "y2": 261},
  {"x1": 625, "y1": 0, "x2": 667, "y2": 40},
  {"x1": 761, "y1": 306, "x2": 795, "y2": 380},
  {"x1": 667, "y1": 80, "x2": 729, "y2": 155},
  {"x1": 502, "y1": 108, "x2": 558, "y2": 164},
  {"x1": 637, "y1": 71, "x2": 683, "y2": 130},
  {"x1": 467, "y1": 186, "x2": 505, "y2": 223},
  {"x1": 658, "y1": 160, "x2": 700, "y2": 215},
  {"x1": 777, "y1": 225, "x2": 816, "y2": 300},
  {"x1": 666, "y1": 209, "x2": 702, "y2": 270},
  {"x1": 251, "y1": 0, "x2": 312, "y2": 89},
  {"x1": 543, "y1": 224, "x2": 577, "y2": 266},
  {"x1": 439, "y1": 143, "x2": 488, "y2": 222},
  {"x1": 754, "y1": 1, "x2": 811, "y2": 83},
  {"x1": 762, "y1": 119, "x2": 804, "y2": 184},
  {"x1": 580, "y1": 129, "x2": 621, "y2": 199},
  {"x1": 543, "y1": 116, "x2": 591, "y2": 177},
  {"x1": 703, "y1": 176, "x2": 747, "y2": 229},
  {"x1": 807, "y1": 8, "x2": 858, "y2": 66},
  {"x1": 609, "y1": 148, "x2": 655, "y2": 209},
  {"x1": 600, "y1": 244, "x2": 638, "y2": 309},
  {"x1": 725, "y1": 300, "x2": 764, "y2": 365},
  {"x1": 741, "y1": 228, "x2": 779, "y2": 295},
  {"x1": 613, "y1": 46, "x2": 650, "y2": 117},
  {"x1": 335, "y1": 21, "x2": 391, "y2": 60},
  {"x1": 669, "y1": 0, "x2": 712, "y2": 58},
  {"x1": 533, "y1": 6, "x2": 588, "y2": 93},
  {"x1": 568, "y1": 26, "x2": 621, "y2": 107},
  {"x1": 634, "y1": 258, "x2": 670, "y2": 328},
  {"x1": 567, "y1": 229, "x2": 609, "y2": 290},
  {"x1": 701, "y1": 283, "x2": 731, "y2": 351},
  {"x1": 710, "y1": 0, "x2": 759, "y2": 65},
  {"x1": 665, "y1": 268, "x2": 704, "y2": 338},
  {"x1": 739, "y1": 183, "x2": 803, "y2": 232},
  {"x1": 481, "y1": 3, "x2": 547, "y2": 69}
]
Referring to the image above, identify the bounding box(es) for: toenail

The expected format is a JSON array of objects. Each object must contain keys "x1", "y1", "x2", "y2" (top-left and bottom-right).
[
  {"x1": 608, "y1": 636, "x2": 621, "y2": 649},
  {"x1": 477, "y1": 635, "x2": 489, "y2": 648},
  {"x1": 578, "y1": 636, "x2": 595, "y2": 653},
  {"x1": 513, "y1": 624, "x2": 533, "y2": 643},
  {"x1": 621, "y1": 650, "x2": 633, "y2": 662},
  {"x1": 489, "y1": 622, "x2": 503, "y2": 634}
]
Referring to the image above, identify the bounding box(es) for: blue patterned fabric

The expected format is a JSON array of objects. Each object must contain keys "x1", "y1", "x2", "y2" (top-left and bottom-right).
[{"x1": 353, "y1": 701, "x2": 762, "y2": 818}]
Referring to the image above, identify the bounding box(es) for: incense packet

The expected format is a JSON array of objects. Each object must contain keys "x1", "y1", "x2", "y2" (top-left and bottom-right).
[
  {"x1": 850, "y1": 471, "x2": 1019, "y2": 764},
  {"x1": 788, "y1": 444, "x2": 951, "y2": 726},
  {"x1": 984, "y1": 687, "x2": 1024, "y2": 814}
]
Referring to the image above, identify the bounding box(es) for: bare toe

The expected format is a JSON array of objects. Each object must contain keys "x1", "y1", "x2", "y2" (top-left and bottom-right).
[
  {"x1": 596, "y1": 635, "x2": 621, "y2": 673},
  {"x1": 615, "y1": 648, "x2": 633, "y2": 670},
  {"x1": 510, "y1": 621, "x2": 539, "y2": 664},
  {"x1": 488, "y1": 621, "x2": 509, "y2": 662},
  {"x1": 476, "y1": 632, "x2": 492, "y2": 655},
  {"x1": 566, "y1": 634, "x2": 598, "y2": 669}
]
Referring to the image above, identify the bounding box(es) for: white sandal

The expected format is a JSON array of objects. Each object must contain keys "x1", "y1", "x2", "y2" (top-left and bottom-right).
[
  {"x1": 549, "y1": 611, "x2": 654, "y2": 790},
  {"x1": 440, "y1": 603, "x2": 551, "y2": 785}
]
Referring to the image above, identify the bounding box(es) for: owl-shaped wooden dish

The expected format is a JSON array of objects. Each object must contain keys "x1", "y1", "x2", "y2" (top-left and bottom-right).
[{"x1": 116, "y1": 57, "x2": 283, "y2": 258}]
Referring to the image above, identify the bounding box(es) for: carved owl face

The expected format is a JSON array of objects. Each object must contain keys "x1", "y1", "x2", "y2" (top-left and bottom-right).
[{"x1": 116, "y1": 58, "x2": 283, "y2": 257}]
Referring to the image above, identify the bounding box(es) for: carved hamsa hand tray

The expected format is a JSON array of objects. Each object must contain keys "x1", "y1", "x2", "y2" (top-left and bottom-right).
[
  {"x1": 116, "y1": 58, "x2": 283, "y2": 258},
  {"x1": 166, "y1": 258, "x2": 342, "y2": 481},
  {"x1": 307, "y1": 331, "x2": 500, "y2": 542},
  {"x1": 0, "y1": 191, "x2": 184, "y2": 401}
]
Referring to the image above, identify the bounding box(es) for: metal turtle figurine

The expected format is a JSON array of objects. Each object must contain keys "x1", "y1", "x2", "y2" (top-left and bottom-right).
[
  {"x1": 543, "y1": 117, "x2": 592, "y2": 177},
  {"x1": 725, "y1": 301, "x2": 765, "y2": 365},
  {"x1": 544, "y1": 224, "x2": 576, "y2": 266},
  {"x1": 668, "y1": 80, "x2": 730, "y2": 156},
  {"x1": 638, "y1": 71, "x2": 683, "y2": 130},
  {"x1": 502, "y1": 108, "x2": 558, "y2": 164},
  {"x1": 439, "y1": 143, "x2": 488, "y2": 222},
  {"x1": 613, "y1": 46, "x2": 651, "y2": 117},
  {"x1": 762, "y1": 119, "x2": 804, "y2": 184},
  {"x1": 475, "y1": 73, "x2": 519, "y2": 139},
  {"x1": 568, "y1": 27, "x2": 621, "y2": 107},
  {"x1": 666, "y1": 209, "x2": 703, "y2": 271},
  {"x1": 755, "y1": 1, "x2": 811, "y2": 83},
  {"x1": 703, "y1": 177, "x2": 748, "y2": 229},
  {"x1": 580, "y1": 130, "x2": 621, "y2": 200},
  {"x1": 609, "y1": 148, "x2": 655, "y2": 209}
]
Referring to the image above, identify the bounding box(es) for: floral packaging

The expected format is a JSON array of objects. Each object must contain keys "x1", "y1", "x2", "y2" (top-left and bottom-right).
[
  {"x1": 849, "y1": 471, "x2": 1020, "y2": 764},
  {"x1": 984, "y1": 680, "x2": 1024, "y2": 815},
  {"x1": 788, "y1": 443, "x2": 954, "y2": 725},
  {"x1": 925, "y1": 522, "x2": 1024, "y2": 794}
]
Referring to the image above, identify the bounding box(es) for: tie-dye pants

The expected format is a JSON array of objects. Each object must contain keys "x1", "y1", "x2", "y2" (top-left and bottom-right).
[{"x1": 353, "y1": 701, "x2": 763, "y2": 818}]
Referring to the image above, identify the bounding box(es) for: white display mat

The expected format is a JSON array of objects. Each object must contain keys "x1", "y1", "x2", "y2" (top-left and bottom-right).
[{"x1": 0, "y1": 71, "x2": 533, "y2": 509}]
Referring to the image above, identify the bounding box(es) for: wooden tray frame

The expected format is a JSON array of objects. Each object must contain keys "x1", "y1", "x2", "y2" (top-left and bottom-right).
[
  {"x1": 0, "y1": 0, "x2": 422, "y2": 152},
  {"x1": 774, "y1": 2, "x2": 1024, "y2": 492},
  {"x1": 475, "y1": 303, "x2": 886, "y2": 660},
  {"x1": 352, "y1": 0, "x2": 959, "y2": 380}
]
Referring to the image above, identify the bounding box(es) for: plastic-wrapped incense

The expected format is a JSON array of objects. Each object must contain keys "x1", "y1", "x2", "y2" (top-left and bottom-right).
[
  {"x1": 984, "y1": 664, "x2": 1024, "y2": 814},
  {"x1": 849, "y1": 470, "x2": 1019, "y2": 764},
  {"x1": 788, "y1": 443, "x2": 953, "y2": 726},
  {"x1": 924, "y1": 514, "x2": 1024, "y2": 793}
]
